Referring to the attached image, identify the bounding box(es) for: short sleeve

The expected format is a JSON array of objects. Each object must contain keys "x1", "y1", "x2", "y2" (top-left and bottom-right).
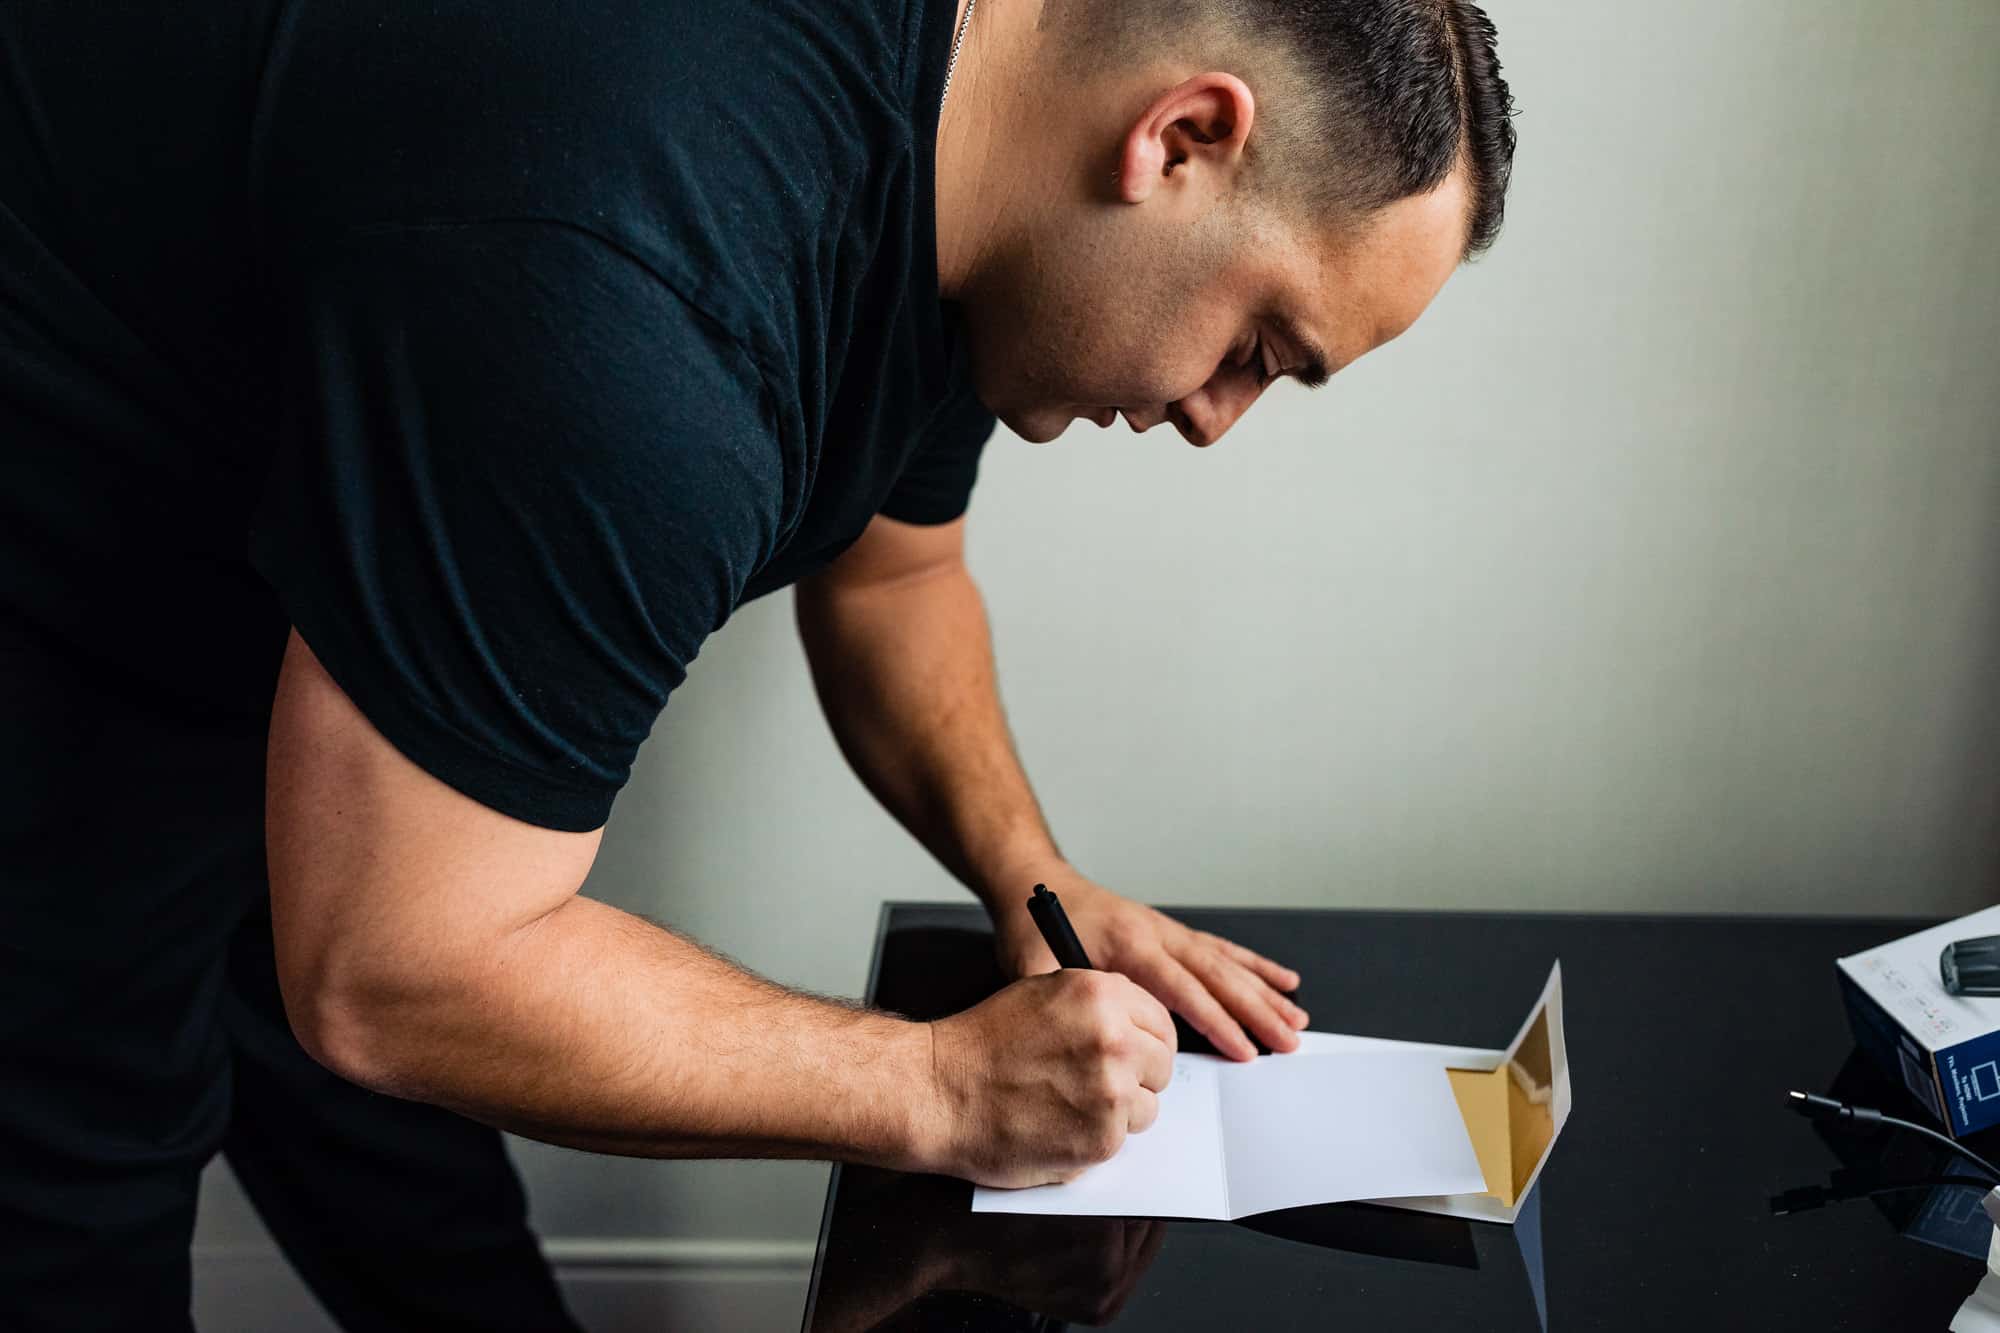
[
  {"x1": 249, "y1": 222, "x2": 787, "y2": 831},
  {"x1": 876, "y1": 388, "x2": 995, "y2": 524}
]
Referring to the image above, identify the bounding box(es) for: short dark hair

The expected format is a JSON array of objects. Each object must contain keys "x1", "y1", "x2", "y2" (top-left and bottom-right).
[{"x1": 1042, "y1": 0, "x2": 1519, "y2": 257}]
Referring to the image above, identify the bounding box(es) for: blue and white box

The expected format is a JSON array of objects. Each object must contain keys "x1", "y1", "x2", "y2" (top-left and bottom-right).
[{"x1": 1839, "y1": 905, "x2": 2000, "y2": 1140}]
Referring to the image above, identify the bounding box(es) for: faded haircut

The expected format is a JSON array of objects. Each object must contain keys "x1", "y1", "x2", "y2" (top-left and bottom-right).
[{"x1": 1040, "y1": 0, "x2": 1518, "y2": 257}]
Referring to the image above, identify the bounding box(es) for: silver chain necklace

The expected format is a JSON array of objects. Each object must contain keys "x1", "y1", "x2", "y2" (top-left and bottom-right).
[{"x1": 940, "y1": 0, "x2": 977, "y2": 114}]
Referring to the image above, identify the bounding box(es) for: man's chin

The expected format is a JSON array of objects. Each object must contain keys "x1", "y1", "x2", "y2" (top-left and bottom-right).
[{"x1": 1000, "y1": 408, "x2": 1072, "y2": 445}]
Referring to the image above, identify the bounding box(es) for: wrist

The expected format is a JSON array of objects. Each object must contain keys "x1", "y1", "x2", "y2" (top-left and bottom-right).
[
  {"x1": 889, "y1": 1017, "x2": 958, "y2": 1175},
  {"x1": 967, "y1": 841, "x2": 1069, "y2": 917}
]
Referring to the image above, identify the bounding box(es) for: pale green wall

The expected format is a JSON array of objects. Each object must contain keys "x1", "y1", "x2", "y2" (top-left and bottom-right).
[{"x1": 201, "y1": 0, "x2": 1999, "y2": 1267}]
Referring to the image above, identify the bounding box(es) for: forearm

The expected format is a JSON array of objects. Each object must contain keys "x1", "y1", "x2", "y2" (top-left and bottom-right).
[
  {"x1": 795, "y1": 559, "x2": 1061, "y2": 912},
  {"x1": 314, "y1": 893, "x2": 937, "y2": 1168}
]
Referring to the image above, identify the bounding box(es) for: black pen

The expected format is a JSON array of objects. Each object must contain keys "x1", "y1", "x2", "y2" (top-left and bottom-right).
[{"x1": 1027, "y1": 883, "x2": 1093, "y2": 969}]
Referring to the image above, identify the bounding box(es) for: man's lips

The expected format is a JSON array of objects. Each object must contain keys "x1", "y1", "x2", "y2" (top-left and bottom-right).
[
  {"x1": 1072, "y1": 402, "x2": 1208, "y2": 444},
  {"x1": 1081, "y1": 407, "x2": 1139, "y2": 430}
]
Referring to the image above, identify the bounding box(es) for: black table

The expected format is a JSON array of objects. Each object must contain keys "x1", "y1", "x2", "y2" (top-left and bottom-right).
[{"x1": 803, "y1": 904, "x2": 1988, "y2": 1331}]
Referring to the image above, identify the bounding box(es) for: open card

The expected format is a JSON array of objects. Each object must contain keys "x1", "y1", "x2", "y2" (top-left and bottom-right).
[
  {"x1": 971, "y1": 1044, "x2": 1488, "y2": 1220},
  {"x1": 1296, "y1": 962, "x2": 1570, "y2": 1223},
  {"x1": 971, "y1": 963, "x2": 1569, "y2": 1224}
]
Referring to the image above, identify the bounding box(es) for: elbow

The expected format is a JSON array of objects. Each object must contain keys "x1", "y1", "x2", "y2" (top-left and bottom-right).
[
  {"x1": 270, "y1": 877, "x2": 448, "y2": 1097},
  {"x1": 278, "y1": 953, "x2": 417, "y2": 1096}
]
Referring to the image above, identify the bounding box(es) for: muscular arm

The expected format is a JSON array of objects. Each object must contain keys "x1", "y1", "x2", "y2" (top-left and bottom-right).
[
  {"x1": 796, "y1": 513, "x2": 1309, "y2": 1060},
  {"x1": 265, "y1": 629, "x2": 935, "y2": 1167},
  {"x1": 793, "y1": 514, "x2": 1054, "y2": 912}
]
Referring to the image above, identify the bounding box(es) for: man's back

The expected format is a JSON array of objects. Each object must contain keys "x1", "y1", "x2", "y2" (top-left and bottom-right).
[
  {"x1": 0, "y1": 0, "x2": 990, "y2": 730},
  {"x1": 1, "y1": 1, "x2": 290, "y2": 711}
]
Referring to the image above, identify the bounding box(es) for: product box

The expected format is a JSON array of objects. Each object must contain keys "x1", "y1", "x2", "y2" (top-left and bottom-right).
[{"x1": 1838, "y1": 906, "x2": 2000, "y2": 1140}]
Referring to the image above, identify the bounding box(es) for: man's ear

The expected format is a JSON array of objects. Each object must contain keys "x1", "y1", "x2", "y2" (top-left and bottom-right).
[{"x1": 1115, "y1": 72, "x2": 1256, "y2": 204}]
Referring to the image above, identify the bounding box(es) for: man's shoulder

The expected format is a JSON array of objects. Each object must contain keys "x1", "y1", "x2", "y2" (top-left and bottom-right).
[
  {"x1": 257, "y1": 0, "x2": 928, "y2": 347},
  {"x1": 257, "y1": 0, "x2": 921, "y2": 229}
]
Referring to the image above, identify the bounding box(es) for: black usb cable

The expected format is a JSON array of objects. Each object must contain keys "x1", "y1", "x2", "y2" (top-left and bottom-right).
[{"x1": 1785, "y1": 1089, "x2": 2000, "y2": 1185}]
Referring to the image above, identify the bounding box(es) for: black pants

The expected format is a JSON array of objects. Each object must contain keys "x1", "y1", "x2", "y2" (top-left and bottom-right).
[{"x1": 0, "y1": 626, "x2": 582, "y2": 1331}]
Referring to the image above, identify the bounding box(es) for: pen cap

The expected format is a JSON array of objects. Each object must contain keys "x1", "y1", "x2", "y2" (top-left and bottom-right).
[
  {"x1": 1027, "y1": 883, "x2": 1093, "y2": 970},
  {"x1": 1941, "y1": 936, "x2": 2000, "y2": 996}
]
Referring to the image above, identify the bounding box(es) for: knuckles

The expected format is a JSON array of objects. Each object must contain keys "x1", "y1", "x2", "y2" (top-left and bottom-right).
[
  {"x1": 1085, "y1": 1010, "x2": 1126, "y2": 1057},
  {"x1": 1062, "y1": 968, "x2": 1116, "y2": 1001},
  {"x1": 1083, "y1": 1123, "x2": 1126, "y2": 1164}
]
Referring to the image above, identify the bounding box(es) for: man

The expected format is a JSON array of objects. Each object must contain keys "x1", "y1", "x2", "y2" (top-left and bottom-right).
[{"x1": 0, "y1": 0, "x2": 1514, "y2": 1326}]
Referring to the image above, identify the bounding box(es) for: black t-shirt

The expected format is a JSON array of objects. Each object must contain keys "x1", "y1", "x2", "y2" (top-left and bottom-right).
[{"x1": 0, "y1": 0, "x2": 994, "y2": 831}]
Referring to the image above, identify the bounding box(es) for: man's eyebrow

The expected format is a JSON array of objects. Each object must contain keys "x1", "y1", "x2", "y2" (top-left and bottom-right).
[{"x1": 1270, "y1": 310, "x2": 1334, "y2": 390}]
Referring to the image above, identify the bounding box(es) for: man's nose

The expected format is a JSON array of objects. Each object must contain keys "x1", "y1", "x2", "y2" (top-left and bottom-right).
[{"x1": 1171, "y1": 384, "x2": 1255, "y2": 447}]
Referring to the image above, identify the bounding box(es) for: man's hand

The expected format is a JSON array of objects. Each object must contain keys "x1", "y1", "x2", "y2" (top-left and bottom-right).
[
  {"x1": 990, "y1": 867, "x2": 1308, "y2": 1062},
  {"x1": 924, "y1": 969, "x2": 1176, "y2": 1188}
]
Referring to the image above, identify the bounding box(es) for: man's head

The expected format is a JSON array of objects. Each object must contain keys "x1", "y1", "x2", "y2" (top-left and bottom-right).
[{"x1": 946, "y1": 0, "x2": 1516, "y2": 446}]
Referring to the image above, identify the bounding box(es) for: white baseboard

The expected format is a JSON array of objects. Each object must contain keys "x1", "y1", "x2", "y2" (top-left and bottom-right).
[
  {"x1": 540, "y1": 1236, "x2": 816, "y2": 1270},
  {"x1": 192, "y1": 1237, "x2": 815, "y2": 1332}
]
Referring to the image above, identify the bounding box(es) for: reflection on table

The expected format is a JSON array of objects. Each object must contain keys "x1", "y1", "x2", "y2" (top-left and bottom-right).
[{"x1": 807, "y1": 1161, "x2": 1548, "y2": 1331}]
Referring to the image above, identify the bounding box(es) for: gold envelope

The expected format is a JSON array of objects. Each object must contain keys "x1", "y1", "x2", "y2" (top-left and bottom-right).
[{"x1": 1446, "y1": 995, "x2": 1560, "y2": 1207}]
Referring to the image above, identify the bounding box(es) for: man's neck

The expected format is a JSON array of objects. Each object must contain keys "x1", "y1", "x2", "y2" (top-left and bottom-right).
[{"x1": 935, "y1": 0, "x2": 1042, "y2": 301}]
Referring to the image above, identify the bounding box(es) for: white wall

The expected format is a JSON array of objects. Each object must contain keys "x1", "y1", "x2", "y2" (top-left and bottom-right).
[{"x1": 197, "y1": 0, "x2": 2000, "y2": 1323}]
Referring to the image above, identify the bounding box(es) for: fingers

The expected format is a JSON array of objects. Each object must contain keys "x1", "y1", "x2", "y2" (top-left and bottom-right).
[
  {"x1": 1191, "y1": 931, "x2": 1309, "y2": 1028},
  {"x1": 1261, "y1": 973, "x2": 1310, "y2": 1029},
  {"x1": 1127, "y1": 1086, "x2": 1159, "y2": 1134},
  {"x1": 1133, "y1": 1027, "x2": 1173, "y2": 1094},
  {"x1": 1113, "y1": 976, "x2": 1177, "y2": 1050},
  {"x1": 1148, "y1": 953, "x2": 1257, "y2": 1061},
  {"x1": 1099, "y1": 973, "x2": 1174, "y2": 1093},
  {"x1": 1184, "y1": 949, "x2": 1302, "y2": 1055},
  {"x1": 1202, "y1": 931, "x2": 1302, "y2": 994}
]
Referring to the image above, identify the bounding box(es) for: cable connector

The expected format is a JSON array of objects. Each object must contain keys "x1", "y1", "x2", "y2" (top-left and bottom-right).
[
  {"x1": 1784, "y1": 1088, "x2": 2000, "y2": 1184},
  {"x1": 1786, "y1": 1090, "x2": 1884, "y2": 1125}
]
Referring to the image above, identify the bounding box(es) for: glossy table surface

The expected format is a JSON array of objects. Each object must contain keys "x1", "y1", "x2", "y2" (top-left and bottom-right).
[{"x1": 803, "y1": 903, "x2": 1987, "y2": 1331}]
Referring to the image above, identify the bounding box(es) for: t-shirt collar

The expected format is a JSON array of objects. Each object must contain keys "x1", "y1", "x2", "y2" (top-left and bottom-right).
[{"x1": 909, "y1": 0, "x2": 972, "y2": 399}]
